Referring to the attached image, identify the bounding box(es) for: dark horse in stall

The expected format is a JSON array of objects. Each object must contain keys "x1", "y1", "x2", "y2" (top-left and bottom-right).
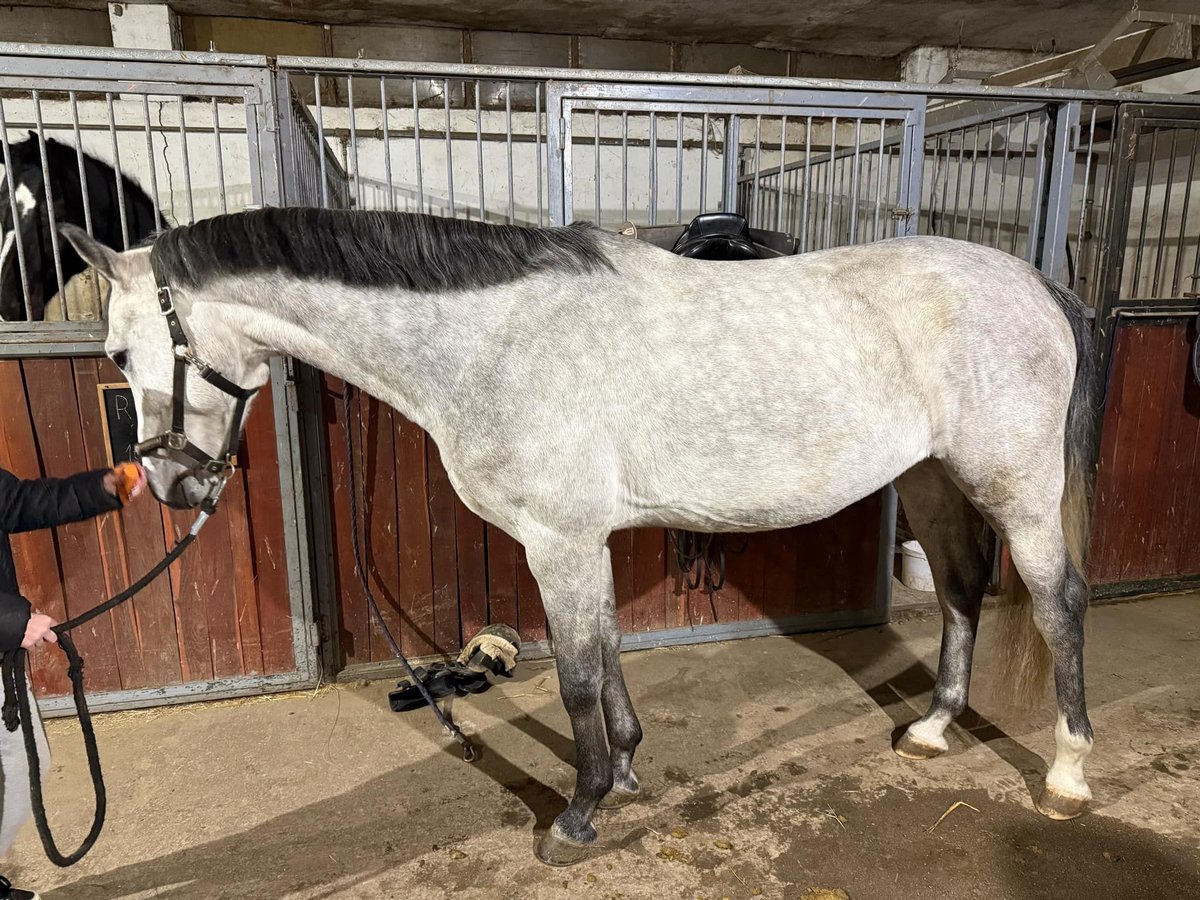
[{"x1": 0, "y1": 132, "x2": 160, "y2": 321}]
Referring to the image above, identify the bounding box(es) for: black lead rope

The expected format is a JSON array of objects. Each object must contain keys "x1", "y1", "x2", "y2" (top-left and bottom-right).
[
  {"x1": 340, "y1": 384, "x2": 477, "y2": 762},
  {"x1": 0, "y1": 515, "x2": 206, "y2": 866}
]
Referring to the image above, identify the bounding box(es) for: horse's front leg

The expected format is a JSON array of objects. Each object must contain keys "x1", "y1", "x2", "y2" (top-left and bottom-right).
[
  {"x1": 597, "y1": 545, "x2": 643, "y2": 808},
  {"x1": 526, "y1": 533, "x2": 614, "y2": 866}
]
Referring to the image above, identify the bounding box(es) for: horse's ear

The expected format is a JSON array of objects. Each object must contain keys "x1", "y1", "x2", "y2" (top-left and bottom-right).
[{"x1": 59, "y1": 224, "x2": 125, "y2": 285}]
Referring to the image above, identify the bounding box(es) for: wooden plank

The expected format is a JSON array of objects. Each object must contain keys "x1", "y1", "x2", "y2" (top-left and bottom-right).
[
  {"x1": 734, "y1": 533, "x2": 766, "y2": 621},
  {"x1": 610, "y1": 530, "x2": 636, "y2": 634},
  {"x1": 1089, "y1": 324, "x2": 1135, "y2": 582},
  {"x1": 222, "y1": 469, "x2": 265, "y2": 676},
  {"x1": 629, "y1": 528, "x2": 667, "y2": 633},
  {"x1": 0, "y1": 360, "x2": 70, "y2": 697},
  {"x1": 426, "y1": 438, "x2": 462, "y2": 652},
  {"x1": 454, "y1": 496, "x2": 489, "y2": 644},
  {"x1": 324, "y1": 376, "x2": 369, "y2": 666},
  {"x1": 486, "y1": 524, "x2": 519, "y2": 631},
  {"x1": 1116, "y1": 326, "x2": 1175, "y2": 581},
  {"x1": 93, "y1": 358, "x2": 183, "y2": 688},
  {"x1": 516, "y1": 544, "x2": 546, "y2": 642},
  {"x1": 241, "y1": 383, "x2": 294, "y2": 674},
  {"x1": 395, "y1": 413, "x2": 435, "y2": 657},
  {"x1": 794, "y1": 518, "x2": 836, "y2": 614},
  {"x1": 664, "y1": 532, "x2": 689, "y2": 630},
  {"x1": 23, "y1": 358, "x2": 123, "y2": 693},
  {"x1": 761, "y1": 529, "x2": 799, "y2": 621},
  {"x1": 1172, "y1": 321, "x2": 1200, "y2": 577},
  {"x1": 72, "y1": 358, "x2": 148, "y2": 689},
  {"x1": 1145, "y1": 325, "x2": 1190, "y2": 577},
  {"x1": 361, "y1": 394, "x2": 402, "y2": 662}
]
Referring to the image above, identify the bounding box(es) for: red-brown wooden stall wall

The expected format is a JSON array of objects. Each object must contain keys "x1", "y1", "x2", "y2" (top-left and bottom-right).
[
  {"x1": 322, "y1": 376, "x2": 884, "y2": 665},
  {"x1": 1089, "y1": 319, "x2": 1200, "y2": 588},
  {"x1": 0, "y1": 356, "x2": 296, "y2": 698}
]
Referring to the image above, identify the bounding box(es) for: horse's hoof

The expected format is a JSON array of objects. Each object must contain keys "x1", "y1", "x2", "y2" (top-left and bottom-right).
[
  {"x1": 598, "y1": 786, "x2": 640, "y2": 810},
  {"x1": 535, "y1": 824, "x2": 593, "y2": 867},
  {"x1": 1036, "y1": 786, "x2": 1089, "y2": 820},
  {"x1": 893, "y1": 732, "x2": 946, "y2": 760}
]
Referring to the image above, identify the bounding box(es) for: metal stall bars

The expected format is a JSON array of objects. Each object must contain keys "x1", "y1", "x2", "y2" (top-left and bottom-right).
[
  {"x1": 1087, "y1": 103, "x2": 1200, "y2": 597},
  {"x1": 546, "y1": 82, "x2": 926, "y2": 240},
  {"x1": 0, "y1": 44, "x2": 318, "y2": 712},
  {"x1": 274, "y1": 59, "x2": 552, "y2": 224},
  {"x1": 917, "y1": 97, "x2": 1117, "y2": 306}
]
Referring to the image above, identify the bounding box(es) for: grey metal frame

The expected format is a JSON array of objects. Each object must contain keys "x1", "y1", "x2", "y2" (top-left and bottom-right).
[{"x1": 0, "y1": 48, "x2": 320, "y2": 714}]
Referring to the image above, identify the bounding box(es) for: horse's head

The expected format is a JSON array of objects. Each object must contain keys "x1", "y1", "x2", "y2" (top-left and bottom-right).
[
  {"x1": 60, "y1": 224, "x2": 270, "y2": 509},
  {"x1": 0, "y1": 133, "x2": 59, "y2": 321}
]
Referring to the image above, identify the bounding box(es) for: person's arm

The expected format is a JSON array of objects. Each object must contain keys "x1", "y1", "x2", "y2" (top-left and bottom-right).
[
  {"x1": 0, "y1": 590, "x2": 31, "y2": 652},
  {"x1": 0, "y1": 467, "x2": 121, "y2": 535}
]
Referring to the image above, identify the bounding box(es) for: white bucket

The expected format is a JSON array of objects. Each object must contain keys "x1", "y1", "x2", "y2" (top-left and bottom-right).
[{"x1": 900, "y1": 540, "x2": 936, "y2": 592}]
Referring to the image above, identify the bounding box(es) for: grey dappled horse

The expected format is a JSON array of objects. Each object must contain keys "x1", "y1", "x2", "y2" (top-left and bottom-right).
[{"x1": 62, "y1": 210, "x2": 1096, "y2": 866}]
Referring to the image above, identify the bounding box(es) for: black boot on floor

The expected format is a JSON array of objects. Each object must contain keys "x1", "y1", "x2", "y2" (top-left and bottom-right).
[{"x1": 0, "y1": 875, "x2": 40, "y2": 900}]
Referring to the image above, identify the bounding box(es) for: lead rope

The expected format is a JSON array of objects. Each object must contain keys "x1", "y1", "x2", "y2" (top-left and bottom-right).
[
  {"x1": 340, "y1": 384, "x2": 477, "y2": 762},
  {"x1": 0, "y1": 509, "x2": 211, "y2": 866}
]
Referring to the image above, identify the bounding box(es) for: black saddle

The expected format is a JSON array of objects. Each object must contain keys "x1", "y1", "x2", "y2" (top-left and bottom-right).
[{"x1": 670, "y1": 212, "x2": 795, "y2": 260}]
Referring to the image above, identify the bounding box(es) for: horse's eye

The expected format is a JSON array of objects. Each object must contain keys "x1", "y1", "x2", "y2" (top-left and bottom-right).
[{"x1": 109, "y1": 350, "x2": 128, "y2": 371}]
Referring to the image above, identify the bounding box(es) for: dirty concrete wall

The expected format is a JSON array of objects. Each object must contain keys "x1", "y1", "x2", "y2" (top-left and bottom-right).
[{"x1": 0, "y1": 6, "x2": 113, "y2": 47}]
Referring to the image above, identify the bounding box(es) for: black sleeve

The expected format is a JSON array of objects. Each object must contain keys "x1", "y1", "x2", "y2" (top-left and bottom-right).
[
  {"x1": 0, "y1": 468, "x2": 121, "y2": 535},
  {"x1": 0, "y1": 591, "x2": 31, "y2": 652}
]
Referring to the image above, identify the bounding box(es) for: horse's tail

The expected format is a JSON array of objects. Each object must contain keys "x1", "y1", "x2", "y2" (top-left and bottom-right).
[{"x1": 994, "y1": 275, "x2": 1096, "y2": 707}]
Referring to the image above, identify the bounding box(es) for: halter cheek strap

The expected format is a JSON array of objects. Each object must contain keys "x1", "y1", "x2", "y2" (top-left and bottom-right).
[{"x1": 134, "y1": 285, "x2": 258, "y2": 498}]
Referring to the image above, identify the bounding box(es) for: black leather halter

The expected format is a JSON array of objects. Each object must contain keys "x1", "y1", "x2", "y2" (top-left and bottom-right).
[{"x1": 133, "y1": 284, "x2": 258, "y2": 510}]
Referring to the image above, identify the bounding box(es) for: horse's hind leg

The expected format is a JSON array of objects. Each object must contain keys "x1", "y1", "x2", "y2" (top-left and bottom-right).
[
  {"x1": 596, "y1": 546, "x2": 644, "y2": 809},
  {"x1": 525, "y1": 532, "x2": 615, "y2": 866},
  {"x1": 893, "y1": 459, "x2": 992, "y2": 759}
]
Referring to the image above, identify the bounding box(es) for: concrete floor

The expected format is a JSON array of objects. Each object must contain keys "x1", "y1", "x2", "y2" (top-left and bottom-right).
[{"x1": 5, "y1": 593, "x2": 1199, "y2": 900}]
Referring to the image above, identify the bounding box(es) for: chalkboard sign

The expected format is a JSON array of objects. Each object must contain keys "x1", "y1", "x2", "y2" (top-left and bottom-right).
[{"x1": 97, "y1": 383, "x2": 139, "y2": 467}]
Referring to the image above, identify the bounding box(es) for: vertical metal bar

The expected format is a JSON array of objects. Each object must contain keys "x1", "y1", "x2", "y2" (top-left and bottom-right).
[
  {"x1": 412, "y1": 79, "x2": 425, "y2": 213},
  {"x1": 535, "y1": 85, "x2": 544, "y2": 226},
  {"x1": 937, "y1": 132, "x2": 951, "y2": 235},
  {"x1": 622, "y1": 111, "x2": 630, "y2": 222},
  {"x1": 1131, "y1": 129, "x2": 1158, "y2": 294},
  {"x1": 994, "y1": 116, "x2": 1012, "y2": 249},
  {"x1": 314, "y1": 74, "x2": 329, "y2": 208},
  {"x1": 649, "y1": 112, "x2": 658, "y2": 226},
  {"x1": 139, "y1": 95, "x2": 165, "y2": 231},
  {"x1": 801, "y1": 116, "x2": 812, "y2": 251},
  {"x1": 1171, "y1": 128, "x2": 1196, "y2": 296},
  {"x1": 699, "y1": 113, "x2": 708, "y2": 214},
  {"x1": 347, "y1": 77, "x2": 362, "y2": 209},
  {"x1": 106, "y1": 93, "x2": 130, "y2": 247},
  {"x1": 721, "y1": 115, "x2": 740, "y2": 214},
  {"x1": 950, "y1": 127, "x2": 967, "y2": 237},
  {"x1": 177, "y1": 96, "x2": 194, "y2": 224},
  {"x1": 443, "y1": 79, "x2": 455, "y2": 217},
  {"x1": 752, "y1": 115, "x2": 762, "y2": 225},
  {"x1": 68, "y1": 92, "x2": 94, "y2": 236},
  {"x1": 1026, "y1": 110, "x2": 1051, "y2": 265},
  {"x1": 1039, "y1": 101, "x2": 1081, "y2": 276},
  {"x1": 1151, "y1": 129, "x2": 1177, "y2": 297},
  {"x1": 0, "y1": 100, "x2": 32, "y2": 319},
  {"x1": 209, "y1": 97, "x2": 228, "y2": 216},
  {"x1": 849, "y1": 118, "x2": 862, "y2": 243},
  {"x1": 978, "y1": 122, "x2": 995, "y2": 245},
  {"x1": 873, "y1": 118, "x2": 885, "y2": 240},
  {"x1": 1012, "y1": 112, "x2": 1031, "y2": 256},
  {"x1": 474, "y1": 79, "x2": 484, "y2": 220},
  {"x1": 776, "y1": 116, "x2": 788, "y2": 234},
  {"x1": 594, "y1": 109, "x2": 601, "y2": 224},
  {"x1": 1076, "y1": 107, "x2": 1097, "y2": 268},
  {"x1": 675, "y1": 112, "x2": 684, "y2": 224},
  {"x1": 31, "y1": 93, "x2": 66, "y2": 313},
  {"x1": 824, "y1": 117, "x2": 837, "y2": 248},
  {"x1": 964, "y1": 124, "x2": 980, "y2": 240},
  {"x1": 505, "y1": 83, "x2": 514, "y2": 224},
  {"x1": 381, "y1": 77, "x2": 395, "y2": 212},
  {"x1": 885, "y1": 136, "x2": 897, "y2": 237}
]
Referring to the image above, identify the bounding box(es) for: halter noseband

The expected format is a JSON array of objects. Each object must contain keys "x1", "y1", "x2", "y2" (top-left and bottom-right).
[{"x1": 133, "y1": 284, "x2": 258, "y2": 512}]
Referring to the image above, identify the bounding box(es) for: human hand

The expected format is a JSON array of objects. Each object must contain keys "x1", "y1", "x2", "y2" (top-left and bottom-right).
[
  {"x1": 105, "y1": 462, "x2": 147, "y2": 502},
  {"x1": 22, "y1": 613, "x2": 59, "y2": 650}
]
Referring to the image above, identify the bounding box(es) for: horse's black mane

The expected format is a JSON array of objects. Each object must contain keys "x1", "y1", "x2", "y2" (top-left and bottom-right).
[{"x1": 149, "y1": 207, "x2": 612, "y2": 293}]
